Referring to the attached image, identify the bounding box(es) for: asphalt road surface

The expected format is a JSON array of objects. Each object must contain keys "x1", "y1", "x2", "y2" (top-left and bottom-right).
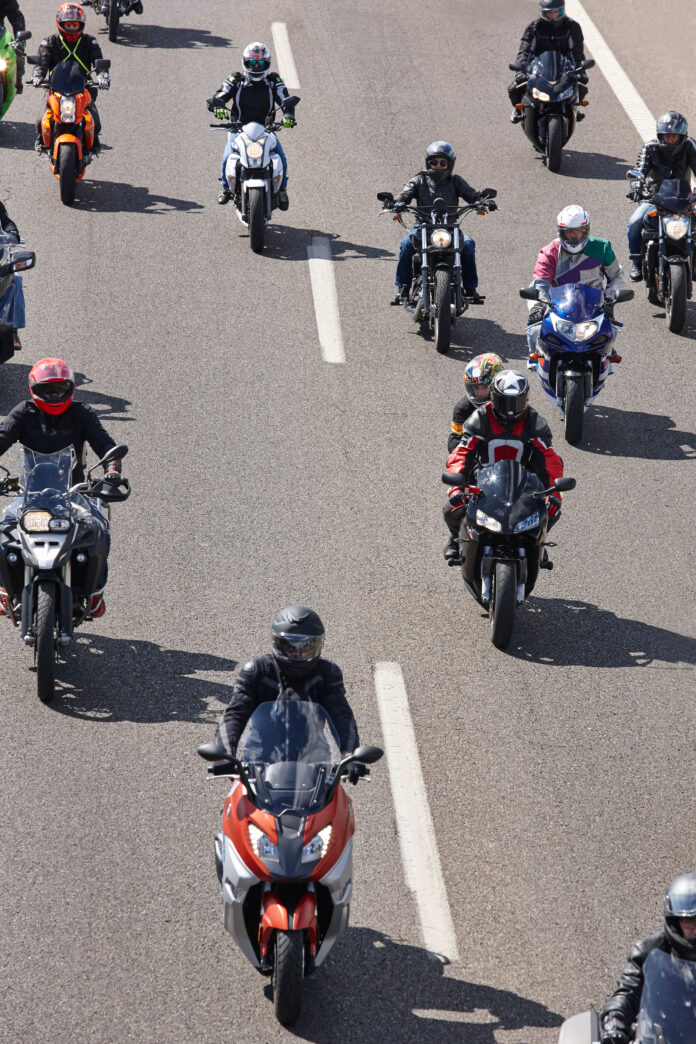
[{"x1": 1, "y1": 1, "x2": 695, "y2": 1041}]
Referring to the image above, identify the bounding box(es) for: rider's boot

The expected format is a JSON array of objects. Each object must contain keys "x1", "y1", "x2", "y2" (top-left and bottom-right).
[{"x1": 277, "y1": 188, "x2": 289, "y2": 211}]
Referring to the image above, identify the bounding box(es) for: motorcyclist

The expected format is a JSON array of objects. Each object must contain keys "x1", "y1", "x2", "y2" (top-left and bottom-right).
[
  {"x1": 508, "y1": 0, "x2": 587, "y2": 123},
  {"x1": 32, "y1": 4, "x2": 109, "y2": 154},
  {"x1": 388, "y1": 141, "x2": 496, "y2": 304},
  {"x1": 207, "y1": 42, "x2": 297, "y2": 208},
  {"x1": 0, "y1": 0, "x2": 27, "y2": 94},
  {"x1": 601, "y1": 873, "x2": 696, "y2": 1043},
  {"x1": 626, "y1": 111, "x2": 696, "y2": 281},
  {"x1": 525, "y1": 205, "x2": 628, "y2": 368},
  {"x1": 198, "y1": 605, "x2": 365, "y2": 782},
  {"x1": 0, "y1": 358, "x2": 125, "y2": 618},
  {"x1": 0, "y1": 199, "x2": 24, "y2": 351},
  {"x1": 447, "y1": 353, "x2": 504, "y2": 455},
  {"x1": 443, "y1": 370, "x2": 563, "y2": 564}
]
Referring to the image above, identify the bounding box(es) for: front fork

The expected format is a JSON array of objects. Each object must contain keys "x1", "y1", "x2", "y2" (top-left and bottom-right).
[
  {"x1": 481, "y1": 547, "x2": 528, "y2": 606},
  {"x1": 20, "y1": 565, "x2": 74, "y2": 646}
]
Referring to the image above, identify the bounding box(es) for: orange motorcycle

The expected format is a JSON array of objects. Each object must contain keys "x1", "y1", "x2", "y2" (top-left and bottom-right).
[{"x1": 28, "y1": 56, "x2": 110, "y2": 205}]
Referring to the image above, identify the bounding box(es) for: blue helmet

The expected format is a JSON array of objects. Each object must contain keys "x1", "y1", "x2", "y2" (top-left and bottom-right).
[{"x1": 539, "y1": 0, "x2": 566, "y2": 21}]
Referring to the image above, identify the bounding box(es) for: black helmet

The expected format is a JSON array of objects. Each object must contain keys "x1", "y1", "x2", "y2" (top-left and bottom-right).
[
  {"x1": 490, "y1": 370, "x2": 529, "y2": 424},
  {"x1": 539, "y1": 0, "x2": 566, "y2": 21},
  {"x1": 663, "y1": 873, "x2": 696, "y2": 960},
  {"x1": 271, "y1": 605, "x2": 325, "y2": 679},
  {"x1": 656, "y1": 111, "x2": 688, "y2": 159},
  {"x1": 425, "y1": 141, "x2": 455, "y2": 183}
]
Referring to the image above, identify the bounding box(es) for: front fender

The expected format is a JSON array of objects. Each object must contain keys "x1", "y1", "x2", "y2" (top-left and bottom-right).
[{"x1": 52, "y1": 134, "x2": 82, "y2": 163}]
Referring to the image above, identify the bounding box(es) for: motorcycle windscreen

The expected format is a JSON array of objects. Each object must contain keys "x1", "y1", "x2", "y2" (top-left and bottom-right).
[
  {"x1": 652, "y1": 178, "x2": 696, "y2": 214},
  {"x1": 239, "y1": 702, "x2": 342, "y2": 813},
  {"x1": 527, "y1": 50, "x2": 573, "y2": 86},
  {"x1": 635, "y1": 949, "x2": 696, "y2": 1044},
  {"x1": 49, "y1": 60, "x2": 86, "y2": 96},
  {"x1": 470, "y1": 460, "x2": 545, "y2": 531},
  {"x1": 20, "y1": 445, "x2": 75, "y2": 497},
  {"x1": 549, "y1": 283, "x2": 604, "y2": 321}
]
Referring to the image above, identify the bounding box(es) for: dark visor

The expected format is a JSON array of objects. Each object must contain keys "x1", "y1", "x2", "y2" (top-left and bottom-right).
[
  {"x1": 34, "y1": 380, "x2": 73, "y2": 401},
  {"x1": 272, "y1": 634, "x2": 323, "y2": 661}
]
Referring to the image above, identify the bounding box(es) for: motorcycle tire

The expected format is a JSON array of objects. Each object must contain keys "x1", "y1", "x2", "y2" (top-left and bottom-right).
[
  {"x1": 433, "y1": 268, "x2": 451, "y2": 354},
  {"x1": 546, "y1": 115, "x2": 563, "y2": 173},
  {"x1": 248, "y1": 187, "x2": 265, "y2": 254},
  {"x1": 490, "y1": 560, "x2": 516, "y2": 649},
  {"x1": 666, "y1": 263, "x2": 687, "y2": 333},
  {"x1": 564, "y1": 373, "x2": 584, "y2": 445},
  {"x1": 108, "y1": 0, "x2": 120, "y2": 42},
  {"x1": 273, "y1": 929, "x2": 304, "y2": 1026},
  {"x1": 35, "y1": 580, "x2": 57, "y2": 704},
  {"x1": 58, "y1": 142, "x2": 77, "y2": 206}
]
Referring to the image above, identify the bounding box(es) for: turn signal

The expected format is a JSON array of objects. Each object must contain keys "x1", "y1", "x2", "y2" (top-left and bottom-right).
[
  {"x1": 648, "y1": 210, "x2": 657, "y2": 217},
  {"x1": 611, "y1": 355, "x2": 622, "y2": 363},
  {"x1": 515, "y1": 103, "x2": 524, "y2": 110},
  {"x1": 581, "y1": 100, "x2": 589, "y2": 106},
  {"x1": 530, "y1": 352, "x2": 540, "y2": 361}
]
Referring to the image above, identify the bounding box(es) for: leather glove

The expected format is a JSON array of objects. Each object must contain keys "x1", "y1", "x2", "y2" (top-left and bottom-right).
[
  {"x1": 345, "y1": 762, "x2": 367, "y2": 785},
  {"x1": 547, "y1": 494, "x2": 562, "y2": 518},
  {"x1": 214, "y1": 107, "x2": 228, "y2": 120},
  {"x1": 486, "y1": 200, "x2": 498, "y2": 211},
  {"x1": 97, "y1": 73, "x2": 110, "y2": 90},
  {"x1": 393, "y1": 201, "x2": 406, "y2": 213},
  {"x1": 282, "y1": 115, "x2": 296, "y2": 128},
  {"x1": 104, "y1": 461, "x2": 122, "y2": 483},
  {"x1": 577, "y1": 71, "x2": 589, "y2": 84},
  {"x1": 601, "y1": 1017, "x2": 630, "y2": 1044},
  {"x1": 448, "y1": 487, "x2": 466, "y2": 508},
  {"x1": 527, "y1": 303, "x2": 546, "y2": 325},
  {"x1": 32, "y1": 73, "x2": 43, "y2": 86}
]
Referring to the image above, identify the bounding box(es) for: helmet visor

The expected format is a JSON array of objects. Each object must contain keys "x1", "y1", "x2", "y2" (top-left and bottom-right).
[
  {"x1": 60, "y1": 20, "x2": 82, "y2": 29},
  {"x1": 465, "y1": 381, "x2": 490, "y2": 405},
  {"x1": 272, "y1": 633, "x2": 324, "y2": 662},
  {"x1": 33, "y1": 379, "x2": 74, "y2": 403},
  {"x1": 494, "y1": 390, "x2": 527, "y2": 421},
  {"x1": 244, "y1": 58, "x2": 270, "y2": 71},
  {"x1": 559, "y1": 226, "x2": 588, "y2": 247}
]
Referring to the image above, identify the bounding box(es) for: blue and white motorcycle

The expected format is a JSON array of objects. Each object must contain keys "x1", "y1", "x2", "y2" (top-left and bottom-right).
[{"x1": 520, "y1": 282, "x2": 633, "y2": 445}]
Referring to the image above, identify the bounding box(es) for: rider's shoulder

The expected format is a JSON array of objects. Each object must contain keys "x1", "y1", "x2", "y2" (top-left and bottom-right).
[
  {"x1": 528, "y1": 408, "x2": 552, "y2": 439},
  {"x1": 464, "y1": 406, "x2": 488, "y2": 436},
  {"x1": 629, "y1": 932, "x2": 670, "y2": 961}
]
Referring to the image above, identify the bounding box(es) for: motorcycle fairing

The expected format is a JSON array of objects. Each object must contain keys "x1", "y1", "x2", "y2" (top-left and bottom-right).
[
  {"x1": 523, "y1": 50, "x2": 577, "y2": 150},
  {"x1": 0, "y1": 28, "x2": 20, "y2": 118},
  {"x1": 536, "y1": 283, "x2": 615, "y2": 407}
]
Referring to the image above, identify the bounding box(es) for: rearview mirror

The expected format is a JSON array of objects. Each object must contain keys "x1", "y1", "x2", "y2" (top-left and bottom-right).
[
  {"x1": 11, "y1": 251, "x2": 35, "y2": 273},
  {"x1": 626, "y1": 169, "x2": 642, "y2": 180},
  {"x1": 377, "y1": 191, "x2": 394, "y2": 204},
  {"x1": 480, "y1": 188, "x2": 497, "y2": 199},
  {"x1": 98, "y1": 444, "x2": 128, "y2": 467},
  {"x1": 581, "y1": 59, "x2": 595, "y2": 70},
  {"x1": 519, "y1": 286, "x2": 540, "y2": 301},
  {"x1": 351, "y1": 745, "x2": 384, "y2": 765},
  {"x1": 94, "y1": 58, "x2": 111, "y2": 72},
  {"x1": 612, "y1": 288, "x2": 634, "y2": 303},
  {"x1": 17, "y1": 30, "x2": 31, "y2": 41},
  {"x1": 26, "y1": 54, "x2": 39, "y2": 64},
  {"x1": 554, "y1": 477, "x2": 576, "y2": 493}
]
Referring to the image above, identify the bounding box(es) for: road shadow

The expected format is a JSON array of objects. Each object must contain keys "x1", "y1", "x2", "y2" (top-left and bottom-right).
[
  {"x1": 95, "y1": 23, "x2": 231, "y2": 49},
  {"x1": 445, "y1": 315, "x2": 527, "y2": 364},
  {"x1": 257, "y1": 225, "x2": 393, "y2": 262},
  {"x1": 509, "y1": 597, "x2": 696, "y2": 668},
  {"x1": 0, "y1": 364, "x2": 134, "y2": 423},
  {"x1": 559, "y1": 149, "x2": 630, "y2": 181},
  {"x1": 71, "y1": 179, "x2": 203, "y2": 215},
  {"x1": 269, "y1": 927, "x2": 563, "y2": 1042},
  {"x1": 580, "y1": 406, "x2": 696, "y2": 460},
  {"x1": 50, "y1": 633, "x2": 237, "y2": 723},
  {"x1": 0, "y1": 119, "x2": 37, "y2": 151}
]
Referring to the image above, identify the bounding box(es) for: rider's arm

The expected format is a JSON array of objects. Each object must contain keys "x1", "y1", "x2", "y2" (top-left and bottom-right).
[
  {"x1": 601, "y1": 935, "x2": 662, "y2": 1035},
  {"x1": 77, "y1": 404, "x2": 117, "y2": 462},
  {"x1": 568, "y1": 19, "x2": 586, "y2": 64},
  {"x1": 321, "y1": 662, "x2": 360, "y2": 756},
  {"x1": 685, "y1": 138, "x2": 696, "y2": 181},
  {"x1": 208, "y1": 72, "x2": 241, "y2": 110},
  {"x1": 0, "y1": 402, "x2": 26, "y2": 458},
  {"x1": 528, "y1": 413, "x2": 563, "y2": 486},
  {"x1": 530, "y1": 241, "x2": 558, "y2": 303},
  {"x1": 446, "y1": 409, "x2": 487, "y2": 484},
  {"x1": 34, "y1": 36, "x2": 54, "y2": 78},
  {"x1": 0, "y1": 201, "x2": 19, "y2": 242},
  {"x1": 600, "y1": 241, "x2": 629, "y2": 298},
  {"x1": 4, "y1": 0, "x2": 25, "y2": 36},
  {"x1": 271, "y1": 73, "x2": 294, "y2": 113},
  {"x1": 86, "y1": 35, "x2": 103, "y2": 68},
  {"x1": 215, "y1": 659, "x2": 264, "y2": 756},
  {"x1": 448, "y1": 398, "x2": 473, "y2": 455},
  {"x1": 394, "y1": 174, "x2": 420, "y2": 205},
  {"x1": 513, "y1": 21, "x2": 535, "y2": 67},
  {"x1": 453, "y1": 175, "x2": 479, "y2": 205}
]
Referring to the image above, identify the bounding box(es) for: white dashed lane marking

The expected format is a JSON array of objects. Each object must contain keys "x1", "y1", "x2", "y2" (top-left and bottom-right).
[
  {"x1": 307, "y1": 236, "x2": 345, "y2": 364},
  {"x1": 271, "y1": 22, "x2": 301, "y2": 92}
]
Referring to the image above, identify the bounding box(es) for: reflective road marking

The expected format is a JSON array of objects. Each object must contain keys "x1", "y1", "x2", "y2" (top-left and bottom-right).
[
  {"x1": 307, "y1": 237, "x2": 345, "y2": 364},
  {"x1": 271, "y1": 22, "x2": 301, "y2": 92}
]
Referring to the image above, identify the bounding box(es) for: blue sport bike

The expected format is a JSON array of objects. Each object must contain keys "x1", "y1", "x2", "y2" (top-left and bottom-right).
[{"x1": 520, "y1": 282, "x2": 633, "y2": 445}]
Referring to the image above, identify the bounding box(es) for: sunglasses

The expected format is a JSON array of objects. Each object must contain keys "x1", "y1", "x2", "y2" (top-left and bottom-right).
[
  {"x1": 62, "y1": 21, "x2": 82, "y2": 30},
  {"x1": 428, "y1": 158, "x2": 449, "y2": 169},
  {"x1": 245, "y1": 59, "x2": 269, "y2": 68}
]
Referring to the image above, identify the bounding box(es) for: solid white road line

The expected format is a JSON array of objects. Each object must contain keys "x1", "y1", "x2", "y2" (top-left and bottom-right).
[
  {"x1": 271, "y1": 22, "x2": 301, "y2": 92},
  {"x1": 374, "y1": 662, "x2": 460, "y2": 962},
  {"x1": 566, "y1": 0, "x2": 655, "y2": 141},
  {"x1": 307, "y1": 237, "x2": 345, "y2": 364}
]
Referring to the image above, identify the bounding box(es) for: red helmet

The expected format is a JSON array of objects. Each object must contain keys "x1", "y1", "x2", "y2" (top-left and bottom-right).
[
  {"x1": 29, "y1": 358, "x2": 75, "y2": 415},
  {"x1": 56, "y1": 3, "x2": 85, "y2": 43}
]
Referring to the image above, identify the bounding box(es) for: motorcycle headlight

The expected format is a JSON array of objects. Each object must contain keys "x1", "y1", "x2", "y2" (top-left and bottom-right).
[
  {"x1": 430, "y1": 228, "x2": 452, "y2": 248},
  {"x1": 248, "y1": 823, "x2": 278, "y2": 862},
  {"x1": 532, "y1": 87, "x2": 550, "y2": 102},
  {"x1": 552, "y1": 315, "x2": 599, "y2": 342},
  {"x1": 60, "y1": 96, "x2": 76, "y2": 122},
  {"x1": 0, "y1": 59, "x2": 7, "y2": 72},
  {"x1": 514, "y1": 512, "x2": 540, "y2": 533},
  {"x1": 475, "y1": 509, "x2": 502, "y2": 533},
  {"x1": 21, "y1": 511, "x2": 52, "y2": 533},
  {"x1": 557, "y1": 86, "x2": 575, "y2": 101},
  {"x1": 302, "y1": 824, "x2": 332, "y2": 863},
  {"x1": 664, "y1": 216, "x2": 689, "y2": 239},
  {"x1": 48, "y1": 517, "x2": 71, "y2": 532},
  {"x1": 246, "y1": 141, "x2": 264, "y2": 159}
]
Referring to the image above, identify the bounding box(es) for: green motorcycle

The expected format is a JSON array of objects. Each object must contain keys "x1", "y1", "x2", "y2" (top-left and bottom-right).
[{"x1": 0, "y1": 28, "x2": 31, "y2": 119}]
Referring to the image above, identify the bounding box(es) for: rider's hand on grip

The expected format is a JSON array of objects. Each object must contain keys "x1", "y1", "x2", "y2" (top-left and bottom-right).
[
  {"x1": 527, "y1": 304, "x2": 546, "y2": 325},
  {"x1": 345, "y1": 762, "x2": 367, "y2": 785},
  {"x1": 546, "y1": 494, "x2": 562, "y2": 517},
  {"x1": 97, "y1": 74, "x2": 110, "y2": 90},
  {"x1": 214, "y1": 107, "x2": 228, "y2": 120},
  {"x1": 282, "y1": 115, "x2": 296, "y2": 128}
]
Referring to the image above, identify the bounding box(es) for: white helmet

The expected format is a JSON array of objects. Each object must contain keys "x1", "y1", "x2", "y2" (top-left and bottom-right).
[
  {"x1": 557, "y1": 205, "x2": 590, "y2": 254},
  {"x1": 242, "y1": 41, "x2": 271, "y2": 82}
]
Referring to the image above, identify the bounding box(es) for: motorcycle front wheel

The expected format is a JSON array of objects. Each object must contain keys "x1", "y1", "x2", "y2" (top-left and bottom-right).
[
  {"x1": 433, "y1": 268, "x2": 451, "y2": 354},
  {"x1": 564, "y1": 373, "x2": 584, "y2": 445},
  {"x1": 58, "y1": 142, "x2": 77, "y2": 206},
  {"x1": 666, "y1": 263, "x2": 687, "y2": 333},
  {"x1": 273, "y1": 929, "x2": 304, "y2": 1026},
  {"x1": 490, "y1": 560, "x2": 516, "y2": 649},
  {"x1": 35, "y1": 580, "x2": 57, "y2": 704},
  {"x1": 108, "y1": 0, "x2": 120, "y2": 41},
  {"x1": 546, "y1": 115, "x2": 563, "y2": 172},
  {"x1": 248, "y1": 187, "x2": 265, "y2": 254}
]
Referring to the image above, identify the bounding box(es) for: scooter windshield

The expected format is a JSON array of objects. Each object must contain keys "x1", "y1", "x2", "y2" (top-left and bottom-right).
[
  {"x1": 49, "y1": 59, "x2": 86, "y2": 96},
  {"x1": 239, "y1": 702, "x2": 342, "y2": 814},
  {"x1": 470, "y1": 460, "x2": 545, "y2": 532},
  {"x1": 528, "y1": 50, "x2": 573, "y2": 89},
  {"x1": 549, "y1": 283, "x2": 604, "y2": 321},
  {"x1": 20, "y1": 446, "x2": 75, "y2": 505},
  {"x1": 652, "y1": 178, "x2": 696, "y2": 214},
  {"x1": 635, "y1": 950, "x2": 696, "y2": 1044}
]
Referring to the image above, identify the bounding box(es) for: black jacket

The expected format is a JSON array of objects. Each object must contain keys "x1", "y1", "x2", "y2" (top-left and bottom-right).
[
  {"x1": 395, "y1": 171, "x2": 479, "y2": 221},
  {"x1": 0, "y1": 201, "x2": 19, "y2": 241},
  {"x1": 0, "y1": 400, "x2": 116, "y2": 481},
  {"x1": 215, "y1": 654, "x2": 360, "y2": 756},
  {"x1": 601, "y1": 931, "x2": 693, "y2": 1033},
  {"x1": 0, "y1": 0, "x2": 25, "y2": 35},
  {"x1": 448, "y1": 396, "x2": 476, "y2": 455},
  {"x1": 635, "y1": 137, "x2": 696, "y2": 187},
  {"x1": 515, "y1": 16, "x2": 585, "y2": 67},
  {"x1": 208, "y1": 72, "x2": 294, "y2": 124},
  {"x1": 35, "y1": 32, "x2": 102, "y2": 79}
]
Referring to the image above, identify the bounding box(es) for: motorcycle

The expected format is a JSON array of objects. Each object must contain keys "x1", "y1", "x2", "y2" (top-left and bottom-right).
[
  {"x1": 377, "y1": 190, "x2": 497, "y2": 355},
  {"x1": 0, "y1": 232, "x2": 35, "y2": 364},
  {"x1": 0, "y1": 27, "x2": 31, "y2": 118},
  {"x1": 442, "y1": 460, "x2": 576, "y2": 648},
  {"x1": 0, "y1": 444, "x2": 130, "y2": 703},
  {"x1": 199, "y1": 701, "x2": 383, "y2": 1026},
  {"x1": 558, "y1": 949, "x2": 696, "y2": 1043},
  {"x1": 626, "y1": 171, "x2": 696, "y2": 333},
  {"x1": 83, "y1": 0, "x2": 143, "y2": 44},
  {"x1": 520, "y1": 283, "x2": 634, "y2": 445},
  {"x1": 509, "y1": 51, "x2": 595, "y2": 173},
  {"x1": 27, "y1": 55, "x2": 111, "y2": 206},
  {"x1": 211, "y1": 98, "x2": 300, "y2": 255}
]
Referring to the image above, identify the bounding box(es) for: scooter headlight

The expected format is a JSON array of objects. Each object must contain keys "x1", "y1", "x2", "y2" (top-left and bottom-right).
[
  {"x1": 514, "y1": 512, "x2": 540, "y2": 533},
  {"x1": 475, "y1": 509, "x2": 502, "y2": 533},
  {"x1": 431, "y1": 228, "x2": 452, "y2": 248},
  {"x1": 246, "y1": 141, "x2": 264, "y2": 159},
  {"x1": 60, "y1": 96, "x2": 77, "y2": 122},
  {"x1": 551, "y1": 315, "x2": 600, "y2": 342},
  {"x1": 21, "y1": 511, "x2": 52, "y2": 533},
  {"x1": 664, "y1": 216, "x2": 689, "y2": 239},
  {"x1": 532, "y1": 87, "x2": 550, "y2": 102},
  {"x1": 248, "y1": 823, "x2": 278, "y2": 862},
  {"x1": 302, "y1": 824, "x2": 332, "y2": 862}
]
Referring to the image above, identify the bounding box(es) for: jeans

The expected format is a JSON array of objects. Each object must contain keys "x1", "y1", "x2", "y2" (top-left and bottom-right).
[
  {"x1": 395, "y1": 228, "x2": 478, "y2": 289},
  {"x1": 221, "y1": 134, "x2": 288, "y2": 190},
  {"x1": 627, "y1": 202, "x2": 652, "y2": 258}
]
